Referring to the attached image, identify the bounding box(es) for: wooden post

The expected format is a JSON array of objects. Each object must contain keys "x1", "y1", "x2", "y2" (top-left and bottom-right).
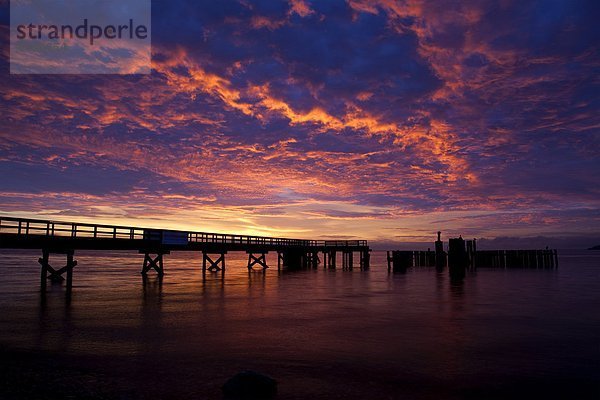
[
  {"x1": 391, "y1": 251, "x2": 412, "y2": 273},
  {"x1": 66, "y1": 252, "x2": 74, "y2": 293},
  {"x1": 435, "y1": 231, "x2": 445, "y2": 270},
  {"x1": 448, "y1": 238, "x2": 466, "y2": 279},
  {"x1": 328, "y1": 250, "x2": 336, "y2": 269},
  {"x1": 360, "y1": 249, "x2": 370, "y2": 270},
  {"x1": 38, "y1": 249, "x2": 77, "y2": 293},
  {"x1": 387, "y1": 251, "x2": 391, "y2": 272},
  {"x1": 39, "y1": 250, "x2": 49, "y2": 292},
  {"x1": 341, "y1": 250, "x2": 353, "y2": 270},
  {"x1": 312, "y1": 251, "x2": 319, "y2": 269}
]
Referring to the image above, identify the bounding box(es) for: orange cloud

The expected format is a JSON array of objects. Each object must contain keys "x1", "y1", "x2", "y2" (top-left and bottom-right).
[{"x1": 288, "y1": 0, "x2": 315, "y2": 17}]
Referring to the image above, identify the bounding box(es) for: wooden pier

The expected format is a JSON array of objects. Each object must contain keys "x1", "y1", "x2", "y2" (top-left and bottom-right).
[
  {"x1": 0, "y1": 216, "x2": 371, "y2": 293},
  {"x1": 474, "y1": 249, "x2": 558, "y2": 269},
  {"x1": 387, "y1": 233, "x2": 558, "y2": 276}
]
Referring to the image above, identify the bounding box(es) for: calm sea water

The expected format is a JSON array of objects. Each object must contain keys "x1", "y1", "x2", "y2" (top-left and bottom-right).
[{"x1": 0, "y1": 249, "x2": 598, "y2": 399}]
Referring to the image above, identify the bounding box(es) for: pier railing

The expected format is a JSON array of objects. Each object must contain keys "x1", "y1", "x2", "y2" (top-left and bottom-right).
[{"x1": 0, "y1": 216, "x2": 367, "y2": 248}]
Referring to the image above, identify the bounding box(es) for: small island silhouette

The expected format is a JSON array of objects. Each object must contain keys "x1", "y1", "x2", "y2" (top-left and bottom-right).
[{"x1": 587, "y1": 245, "x2": 600, "y2": 250}]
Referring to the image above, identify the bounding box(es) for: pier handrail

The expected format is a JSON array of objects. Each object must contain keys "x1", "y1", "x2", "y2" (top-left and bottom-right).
[{"x1": 0, "y1": 216, "x2": 368, "y2": 248}]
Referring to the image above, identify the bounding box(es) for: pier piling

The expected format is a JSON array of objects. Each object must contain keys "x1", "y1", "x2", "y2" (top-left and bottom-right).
[
  {"x1": 38, "y1": 249, "x2": 77, "y2": 292},
  {"x1": 435, "y1": 231, "x2": 446, "y2": 269},
  {"x1": 203, "y1": 251, "x2": 226, "y2": 272},
  {"x1": 360, "y1": 249, "x2": 370, "y2": 270},
  {"x1": 448, "y1": 237, "x2": 467, "y2": 279},
  {"x1": 141, "y1": 250, "x2": 167, "y2": 276},
  {"x1": 247, "y1": 252, "x2": 268, "y2": 270}
]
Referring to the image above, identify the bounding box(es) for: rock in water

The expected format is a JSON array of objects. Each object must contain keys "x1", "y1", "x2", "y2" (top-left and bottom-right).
[{"x1": 222, "y1": 370, "x2": 277, "y2": 399}]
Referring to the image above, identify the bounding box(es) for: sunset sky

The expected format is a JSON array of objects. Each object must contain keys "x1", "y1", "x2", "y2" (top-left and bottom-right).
[{"x1": 0, "y1": 0, "x2": 598, "y2": 245}]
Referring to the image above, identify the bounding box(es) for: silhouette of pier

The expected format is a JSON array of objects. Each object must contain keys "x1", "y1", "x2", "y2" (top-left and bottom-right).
[
  {"x1": 387, "y1": 232, "x2": 558, "y2": 278},
  {"x1": 0, "y1": 216, "x2": 370, "y2": 293}
]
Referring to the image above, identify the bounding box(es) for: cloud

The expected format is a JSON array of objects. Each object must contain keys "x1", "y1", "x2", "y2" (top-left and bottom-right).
[
  {"x1": 0, "y1": 0, "x2": 598, "y2": 241},
  {"x1": 288, "y1": 0, "x2": 315, "y2": 18}
]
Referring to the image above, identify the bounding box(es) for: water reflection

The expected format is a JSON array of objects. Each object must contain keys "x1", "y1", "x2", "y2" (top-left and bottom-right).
[
  {"x1": 35, "y1": 283, "x2": 74, "y2": 353},
  {"x1": 202, "y1": 268, "x2": 225, "y2": 283},
  {"x1": 449, "y1": 277, "x2": 465, "y2": 299},
  {"x1": 247, "y1": 269, "x2": 267, "y2": 288},
  {"x1": 138, "y1": 275, "x2": 164, "y2": 356},
  {"x1": 0, "y1": 250, "x2": 597, "y2": 400},
  {"x1": 142, "y1": 274, "x2": 163, "y2": 301}
]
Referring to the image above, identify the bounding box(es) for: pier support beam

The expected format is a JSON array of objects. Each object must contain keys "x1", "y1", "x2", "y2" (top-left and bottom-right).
[
  {"x1": 326, "y1": 250, "x2": 336, "y2": 269},
  {"x1": 247, "y1": 252, "x2": 268, "y2": 270},
  {"x1": 342, "y1": 250, "x2": 353, "y2": 270},
  {"x1": 303, "y1": 251, "x2": 319, "y2": 269},
  {"x1": 313, "y1": 251, "x2": 320, "y2": 268},
  {"x1": 140, "y1": 250, "x2": 168, "y2": 276},
  {"x1": 203, "y1": 251, "x2": 226, "y2": 272},
  {"x1": 38, "y1": 249, "x2": 77, "y2": 293},
  {"x1": 279, "y1": 249, "x2": 303, "y2": 270},
  {"x1": 359, "y1": 249, "x2": 370, "y2": 270},
  {"x1": 322, "y1": 250, "x2": 338, "y2": 269}
]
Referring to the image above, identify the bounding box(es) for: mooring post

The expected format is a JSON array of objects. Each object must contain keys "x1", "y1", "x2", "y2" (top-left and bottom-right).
[
  {"x1": 435, "y1": 231, "x2": 445, "y2": 270},
  {"x1": 390, "y1": 251, "x2": 412, "y2": 273},
  {"x1": 448, "y1": 237, "x2": 467, "y2": 279}
]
